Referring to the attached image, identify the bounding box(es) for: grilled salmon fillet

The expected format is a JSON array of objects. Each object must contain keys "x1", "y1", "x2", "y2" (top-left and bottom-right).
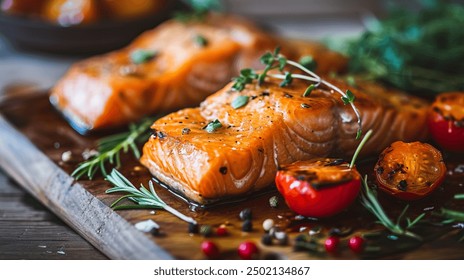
[
  {"x1": 50, "y1": 13, "x2": 347, "y2": 133},
  {"x1": 140, "y1": 77, "x2": 428, "y2": 205}
]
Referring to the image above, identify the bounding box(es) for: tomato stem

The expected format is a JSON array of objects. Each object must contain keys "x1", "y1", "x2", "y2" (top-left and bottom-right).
[{"x1": 350, "y1": 129, "x2": 373, "y2": 169}]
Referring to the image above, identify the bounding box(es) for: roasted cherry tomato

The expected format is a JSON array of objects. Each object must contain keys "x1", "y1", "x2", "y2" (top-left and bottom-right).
[
  {"x1": 374, "y1": 141, "x2": 446, "y2": 200},
  {"x1": 275, "y1": 158, "x2": 361, "y2": 218},
  {"x1": 427, "y1": 92, "x2": 464, "y2": 152}
]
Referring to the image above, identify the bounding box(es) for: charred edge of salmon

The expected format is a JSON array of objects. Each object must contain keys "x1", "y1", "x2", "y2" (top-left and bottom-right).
[
  {"x1": 49, "y1": 95, "x2": 92, "y2": 135},
  {"x1": 151, "y1": 176, "x2": 277, "y2": 209}
]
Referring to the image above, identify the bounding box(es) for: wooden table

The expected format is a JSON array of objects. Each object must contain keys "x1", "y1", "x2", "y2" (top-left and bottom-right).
[{"x1": 0, "y1": 36, "x2": 108, "y2": 260}]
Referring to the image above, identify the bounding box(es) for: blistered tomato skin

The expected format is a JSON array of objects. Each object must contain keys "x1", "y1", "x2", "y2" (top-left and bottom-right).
[
  {"x1": 427, "y1": 92, "x2": 464, "y2": 152},
  {"x1": 275, "y1": 158, "x2": 361, "y2": 218},
  {"x1": 374, "y1": 141, "x2": 446, "y2": 201}
]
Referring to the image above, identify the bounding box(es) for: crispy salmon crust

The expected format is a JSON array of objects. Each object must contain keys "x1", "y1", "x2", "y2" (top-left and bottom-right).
[
  {"x1": 50, "y1": 14, "x2": 347, "y2": 133},
  {"x1": 140, "y1": 78, "x2": 429, "y2": 205}
]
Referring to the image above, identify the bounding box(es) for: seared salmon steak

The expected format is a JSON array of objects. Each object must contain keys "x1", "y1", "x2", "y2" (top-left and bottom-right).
[
  {"x1": 140, "y1": 77, "x2": 429, "y2": 205},
  {"x1": 50, "y1": 13, "x2": 346, "y2": 134}
]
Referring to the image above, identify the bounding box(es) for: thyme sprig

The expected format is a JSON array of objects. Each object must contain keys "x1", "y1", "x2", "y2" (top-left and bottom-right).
[
  {"x1": 106, "y1": 169, "x2": 196, "y2": 224},
  {"x1": 72, "y1": 118, "x2": 154, "y2": 180},
  {"x1": 232, "y1": 47, "x2": 363, "y2": 139},
  {"x1": 359, "y1": 175, "x2": 423, "y2": 240}
]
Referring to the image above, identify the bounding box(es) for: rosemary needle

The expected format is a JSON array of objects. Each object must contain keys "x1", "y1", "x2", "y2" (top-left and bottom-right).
[
  {"x1": 72, "y1": 118, "x2": 154, "y2": 180},
  {"x1": 106, "y1": 169, "x2": 197, "y2": 224},
  {"x1": 359, "y1": 175, "x2": 423, "y2": 241}
]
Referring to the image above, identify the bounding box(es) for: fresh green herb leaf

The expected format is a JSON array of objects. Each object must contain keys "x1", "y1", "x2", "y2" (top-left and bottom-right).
[
  {"x1": 231, "y1": 95, "x2": 249, "y2": 109},
  {"x1": 273, "y1": 46, "x2": 281, "y2": 57},
  {"x1": 204, "y1": 119, "x2": 222, "y2": 133},
  {"x1": 260, "y1": 52, "x2": 274, "y2": 65},
  {"x1": 231, "y1": 68, "x2": 257, "y2": 91},
  {"x1": 194, "y1": 34, "x2": 208, "y2": 47},
  {"x1": 240, "y1": 68, "x2": 256, "y2": 77},
  {"x1": 356, "y1": 129, "x2": 363, "y2": 140},
  {"x1": 359, "y1": 175, "x2": 423, "y2": 240},
  {"x1": 106, "y1": 169, "x2": 196, "y2": 224},
  {"x1": 184, "y1": 0, "x2": 222, "y2": 12},
  {"x1": 346, "y1": 75, "x2": 356, "y2": 87},
  {"x1": 130, "y1": 49, "x2": 157, "y2": 64},
  {"x1": 72, "y1": 118, "x2": 154, "y2": 180},
  {"x1": 303, "y1": 84, "x2": 316, "y2": 97},
  {"x1": 299, "y1": 55, "x2": 317, "y2": 71},
  {"x1": 279, "y1": 72, "x2": 293, "y2": 87},
  {"x1": 341, "y1": 89, "x2": 355, "y2": 105},
  {"x1": 174, "y1": 0, "x2": 222, "y2": 23},
  {"x1": 278, "y1": 56, "x2": 287, "y2": 71}
]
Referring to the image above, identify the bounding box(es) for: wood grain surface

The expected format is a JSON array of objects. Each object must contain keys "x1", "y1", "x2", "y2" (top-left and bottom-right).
[
  {"x1": 0, "y1": 170, "x2": 107, "y2": 260},
  {"x1": 0, "y1": 93, "x2": 463, "y2": 260}
]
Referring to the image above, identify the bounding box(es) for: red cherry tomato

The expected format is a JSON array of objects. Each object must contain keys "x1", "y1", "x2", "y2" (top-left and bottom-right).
[
  {"x1": 237, "y1": 241, "x2": 259, "y2": 260},
  {"x1": 374, "y1": 141, "x2": 446, "y2": 201},
  {"x1": 427, "y1": 92, "x2": 464, "y2": 152},
  {"x1": 275, "y1": 158, "x2": 361, "y2": 218}
]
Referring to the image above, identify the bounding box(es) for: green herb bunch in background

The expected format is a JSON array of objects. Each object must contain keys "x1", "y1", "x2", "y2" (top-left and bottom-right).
[{"x1": 345, "y1": 0, "x2": 464, "y2": 95}]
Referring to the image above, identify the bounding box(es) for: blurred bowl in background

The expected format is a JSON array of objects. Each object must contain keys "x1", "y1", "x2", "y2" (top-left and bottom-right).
[{"x1": 0, "y1": 1, "x2": 180, "y2": 55}]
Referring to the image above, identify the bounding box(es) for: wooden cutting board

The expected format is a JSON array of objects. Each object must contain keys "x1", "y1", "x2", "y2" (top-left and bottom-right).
[{"x1": 1, "y1": 91, "x2": 463, "y2": 260}]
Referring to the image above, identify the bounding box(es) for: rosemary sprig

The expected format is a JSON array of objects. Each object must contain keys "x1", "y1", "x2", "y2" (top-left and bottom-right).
[
  {"x1": 232, "y1": 47, "x2": 363, "y2": 139},
  {"x1": 359, "y1": 175, "x2": 423, "y2": 240},
  {"x1": 72, "y1": 118, "x2": 154, "y2": 180},
  {"x1": 106, "y1": 169, "x2": 196, "y2": 224}
]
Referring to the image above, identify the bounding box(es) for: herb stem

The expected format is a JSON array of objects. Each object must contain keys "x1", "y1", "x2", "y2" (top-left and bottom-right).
[
  {"x1": 72, "y1": 118, "x2": 154, "y2": 180},
  {"x1": 106, "y1": 169, "x2": 197, "y2": 224},
  {"x1": 349, "y1": 129, "x2": 373, "y2": 169},
  {"x1": 164, "y1": 204, "x2": 197, "y2": 224},
  {"x1": 360, "y1": 175, "x2": 423, "y2": 241}
]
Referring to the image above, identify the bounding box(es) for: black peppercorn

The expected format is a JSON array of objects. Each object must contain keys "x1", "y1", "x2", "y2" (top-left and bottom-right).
[
  {"x1": 239, "y1": 208, "x2": 252, "y2": 220},
  {"x1": 219, "y1": 167, "x2": 228, "y2": 175},
  {"x1": 398, "y1": 180, "x2": 408, "y2": 191},
  {"x1": 188, "y1": 222, "x2": 199, "y2": 234},
  {"x1": 182, "y1": 128, "x2": 191, "y2": 135},
  {"x1": 242, "y1": 219, "x2": 253, "y2": 232},
  {"x1": 261, "y1": 233, "x2": 273, "y2": 246},
  {"x1": 150, "y1": 227, "x2": 160, "y2": 236}
]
